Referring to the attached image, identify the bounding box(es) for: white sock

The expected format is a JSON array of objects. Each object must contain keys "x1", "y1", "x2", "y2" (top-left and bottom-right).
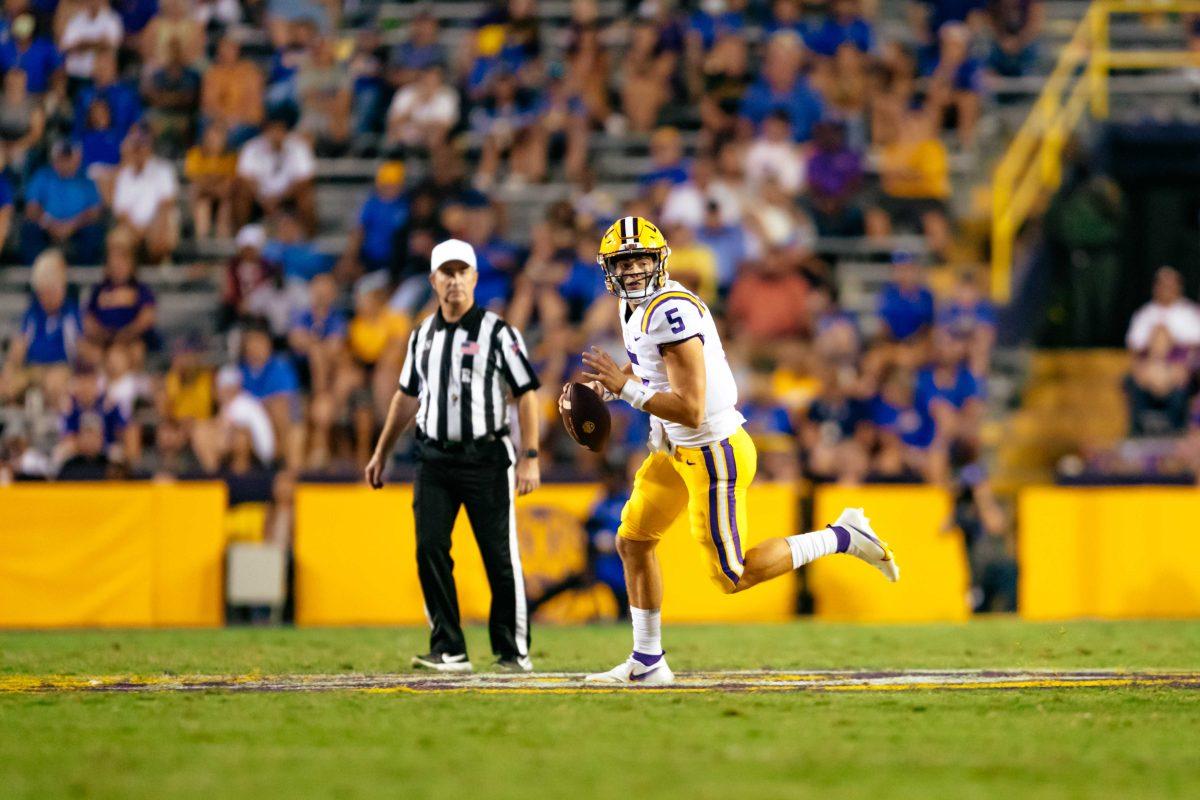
[
  {"x1": 786, "y1": 529, "x2": 839, "y2": 569},
  {"x1": 630, "y1": 606, "x2": 662, "y2": 655}
]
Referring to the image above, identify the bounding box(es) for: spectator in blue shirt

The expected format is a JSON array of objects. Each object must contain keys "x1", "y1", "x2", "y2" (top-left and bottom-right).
[
  {"x1": 0, "y1": 14, "x2": 61, "y2": 95},
  {"x1": 288, "y1": 272, "x2": 347, "y2": 390},
  {"x1": 263, "y1": 212, "x2": 335, "y2": 283},
  {"x1": 73, "y1": 50, "x2": 142, "y2": 140},
  {"x1": 337, "y1": 162, "x2": 408, "y2": 280},
  {"x1": 0, "y1": 249, "x2": 80, "y2": 405},
  {"x1": 915, "y1": 0, "x2": 988, "y2": 43},
  {"x1": 239, "y1": 317, "x2": 301, "y2": 465},
  {"x1": 986, "y1": 0, "x2": 1043, "y2": 77},
  {"x1": 939, "y1": 270, "x2": 997, "y2": 374},
  {"x1": 739, "y1": 32, "x2": 825, "y2": 142},
  {"x1": 389, "y1": 9, "x2": 443, "y2": 86},
  {"x1": 469, "y1": 69, "x2": 545, "y2": 190},
  {"x1": 83, "y1": 230, "x2": 157, "y2": 367},
  {"x1": 921, "y1": 22, "x2": 984, "y2": 146},
  {"x1": 77, "y1": 97, "x2": 123, "y2": 196},
  {"x1": 805, "y1": 0, "x2": 874, "y2": 57},
  {"x1": 21, "y1": 141, "x2": 105, "y2": 264},
  {"x1": 19, "y1": 249, "x2": 82, "y2": 366},
  {"x1": 112, "y1": 0, "x2": 159, "y2": 39},
  {"x1": 687, "y1": 0, "x2": 748, "y2": 52},
  {"x1": 59, "y1": 363, "x2": 129, "y2": 467},
  {"x1": 639, "y1": 126, "x2": 690, "y2": 191},
  {"x1": 877, "y1": 253, "x2": 935, "y2": 342},
  {"x1": 870, "y1": 368, "x2": 939, "y2": 481},
  {"x1": 697, "y1": 200, "x2": 747, "y2": 294},
  {"x1": 916, "y1": 329, "x2": 986, "y2": 444}
]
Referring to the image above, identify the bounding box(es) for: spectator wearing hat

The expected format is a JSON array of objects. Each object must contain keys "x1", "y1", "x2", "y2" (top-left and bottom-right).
[
  {"x1": 337, "y1": 162, "x2": 408, "y2": 281},
  {"x1": 201, "y1": 34, "x2": 265, "y2": 148},
  {"x1": 220, "y1": 224, "x2": 279, "y2": 330},
  {"x1": 82, "y1": 229, "x2": 157, "y2": 367},
  {"x1": 111, "y1": 125, "x2": 180, "y2": 264},
  {"x1": 0, "y1": 249, "x2": 79, "y2": 406},
  {"x1": 192, "y1": 364, "x2": 277, "y2": 473},
  {"x1": 0, "y1": 14, "x2": 62, "y2": 96},
  {"x1": 234, "y1": 106, "x2": 317, "y2": 235},
  {"x1": 184, "y1": 122, "x2": 237, "y2": 240},
  {"x1": 21, "y1": 140, "x2": 105, "y2": 264}
]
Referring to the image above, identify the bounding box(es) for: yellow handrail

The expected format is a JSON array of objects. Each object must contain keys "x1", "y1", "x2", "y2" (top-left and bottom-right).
[{"x1": 989, "y1": 0, "x2": 1200, "y2": 302}]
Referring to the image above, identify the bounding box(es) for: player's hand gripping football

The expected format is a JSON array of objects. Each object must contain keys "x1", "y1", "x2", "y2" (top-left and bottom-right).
[
  {"x1": 558, "y1": 379, "x2": 606, "y2": 414},
  {"x1": 581, "y1": 347, "x2": 627, "y2": 397}
]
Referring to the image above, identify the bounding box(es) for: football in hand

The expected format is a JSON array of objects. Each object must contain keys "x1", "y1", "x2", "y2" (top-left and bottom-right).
[{"x1": 561, "y1": 382, "x2": 611, "y2": 452}]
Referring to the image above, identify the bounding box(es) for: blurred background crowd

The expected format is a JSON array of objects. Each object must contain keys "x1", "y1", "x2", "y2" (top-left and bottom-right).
[{"x1": 10, "y1": 0, "x2": 1200, "y2": 615}]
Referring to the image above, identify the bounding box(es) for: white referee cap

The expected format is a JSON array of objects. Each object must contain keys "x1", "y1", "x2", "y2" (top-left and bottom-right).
[{"x1": 430, "y1": 238, "x2": 477, "y2": 272}]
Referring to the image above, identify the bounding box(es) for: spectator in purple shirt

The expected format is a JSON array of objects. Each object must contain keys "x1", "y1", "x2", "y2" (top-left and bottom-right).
[
  {"x1": 807, "y1": 120, "x2": 865, "y2": 236},
  {"x1": 83, "y1": 229, "x2": 157, "y2": 368}
]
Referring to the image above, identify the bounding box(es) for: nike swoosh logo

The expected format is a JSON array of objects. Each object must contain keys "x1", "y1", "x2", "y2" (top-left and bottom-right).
[
  {"x1": 633, "y1": 336, "x2": 642, "y2": 342},
  {"x1": 846, "y1": 522, "x2": 892, "y2": 560},
  {"x1": 442, "y1": 654, "x2": 467, "y2": 663},
  {"x1": 685, "y1": 460, "x2": 696, "y2": 466},
  {"x1": 630, "y1": 666, "x2": 660, "y2": 682}
]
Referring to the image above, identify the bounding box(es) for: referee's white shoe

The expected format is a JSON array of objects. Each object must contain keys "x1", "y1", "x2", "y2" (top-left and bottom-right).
[{"x1": 411, "y1": 652, "x2": 473, "y2": 673}]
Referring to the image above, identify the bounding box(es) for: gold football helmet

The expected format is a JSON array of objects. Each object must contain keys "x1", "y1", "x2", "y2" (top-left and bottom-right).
[{"x1": 596, "y1": 216, "x2": 671, "y2": 301}]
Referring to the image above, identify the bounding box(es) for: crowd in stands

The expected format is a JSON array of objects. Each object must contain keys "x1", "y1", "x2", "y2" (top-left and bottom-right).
[
  {"x1": 1103, "y1": 265, "x2": 1200, "y2": 480},
  {"x1": 0, "y1": 0, "x2": 1043, "y2": 552}
]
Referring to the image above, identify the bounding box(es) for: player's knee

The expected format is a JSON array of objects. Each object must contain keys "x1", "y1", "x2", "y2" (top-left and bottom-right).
[{"x1": 616, "y1": 535, "x2": 656, "y2": 563}]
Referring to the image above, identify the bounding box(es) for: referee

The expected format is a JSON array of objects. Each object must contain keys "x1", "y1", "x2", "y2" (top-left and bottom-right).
[{"x1": 365, "y1": 238, "x2": 542, "y2": 674}]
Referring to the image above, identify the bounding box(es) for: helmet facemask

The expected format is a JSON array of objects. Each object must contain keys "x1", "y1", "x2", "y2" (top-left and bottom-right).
[{"x1": 598, "y1": 248, "x2": 669, "y2": 302}]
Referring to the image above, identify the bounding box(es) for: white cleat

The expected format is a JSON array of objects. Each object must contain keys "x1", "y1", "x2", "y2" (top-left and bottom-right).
[
  {"x1": 584, "y1": 654, "x2": 676, "y2": 686},
  {"x1": 833, "y1": 507, "x2": 901, "y2": 582},
  {"x1": 411, "y1": 652, "x2": 474, "y2": 673}
]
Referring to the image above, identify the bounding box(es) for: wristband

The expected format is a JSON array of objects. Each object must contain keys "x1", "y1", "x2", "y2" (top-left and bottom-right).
[{"x1": 619, "y1": 380, "x2": 657, "y2": 411}]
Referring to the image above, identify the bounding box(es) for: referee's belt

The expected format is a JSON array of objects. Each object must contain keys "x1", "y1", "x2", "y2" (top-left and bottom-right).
[{"x1": 416, "y1": 429, "x2": 510, "y2": 453}]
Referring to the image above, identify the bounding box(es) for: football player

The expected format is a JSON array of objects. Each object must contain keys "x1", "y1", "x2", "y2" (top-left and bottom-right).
[{"x1": 560, "y1": 216, "x2": 900, "y2": 685}]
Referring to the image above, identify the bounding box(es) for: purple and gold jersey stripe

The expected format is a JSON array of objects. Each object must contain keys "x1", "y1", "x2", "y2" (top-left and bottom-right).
[
  {"x1": 640, "y1": 291, "x2": 706, "y2": 333},
  {"x1": 701, "y1": 438, "x2": 744, "y2": 586}
]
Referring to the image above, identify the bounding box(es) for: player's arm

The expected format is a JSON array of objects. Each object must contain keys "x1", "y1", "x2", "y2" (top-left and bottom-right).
[{"x1": 582, "y1": 339, "x2": 707, "y2": 429}]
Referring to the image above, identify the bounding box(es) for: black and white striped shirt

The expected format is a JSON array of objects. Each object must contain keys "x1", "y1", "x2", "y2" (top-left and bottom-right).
[{"x1": 398, "y1": 305, "x2": 540, "y2": 443}]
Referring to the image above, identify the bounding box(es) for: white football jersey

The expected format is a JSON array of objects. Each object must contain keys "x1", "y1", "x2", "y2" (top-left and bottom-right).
[{"x1": 619, "y1": 280, "x2": 744, "y2": 448}]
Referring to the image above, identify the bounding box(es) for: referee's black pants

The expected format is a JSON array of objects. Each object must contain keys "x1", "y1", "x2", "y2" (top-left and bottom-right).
[{"x1": 413, "y1": 438, "x2": 529, "y2": 661}]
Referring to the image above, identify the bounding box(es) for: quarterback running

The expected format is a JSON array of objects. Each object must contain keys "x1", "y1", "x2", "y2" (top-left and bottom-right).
[{"x1": 560, "y1": 216, "x2": 900, "y2": 686}]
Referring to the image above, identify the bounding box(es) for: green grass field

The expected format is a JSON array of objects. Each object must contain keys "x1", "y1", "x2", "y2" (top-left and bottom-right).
[{"x1": 3, "y1": 620, "x2": 1200, "y2": 799}]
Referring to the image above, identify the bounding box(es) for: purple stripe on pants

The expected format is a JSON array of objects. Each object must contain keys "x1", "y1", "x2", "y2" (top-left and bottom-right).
[
  {"x1": 701, "y1": 444, "x2": 738, "y2": 586},
  {"x1": 720, "y1": 438, "x2": 744, "y2": 564}
]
